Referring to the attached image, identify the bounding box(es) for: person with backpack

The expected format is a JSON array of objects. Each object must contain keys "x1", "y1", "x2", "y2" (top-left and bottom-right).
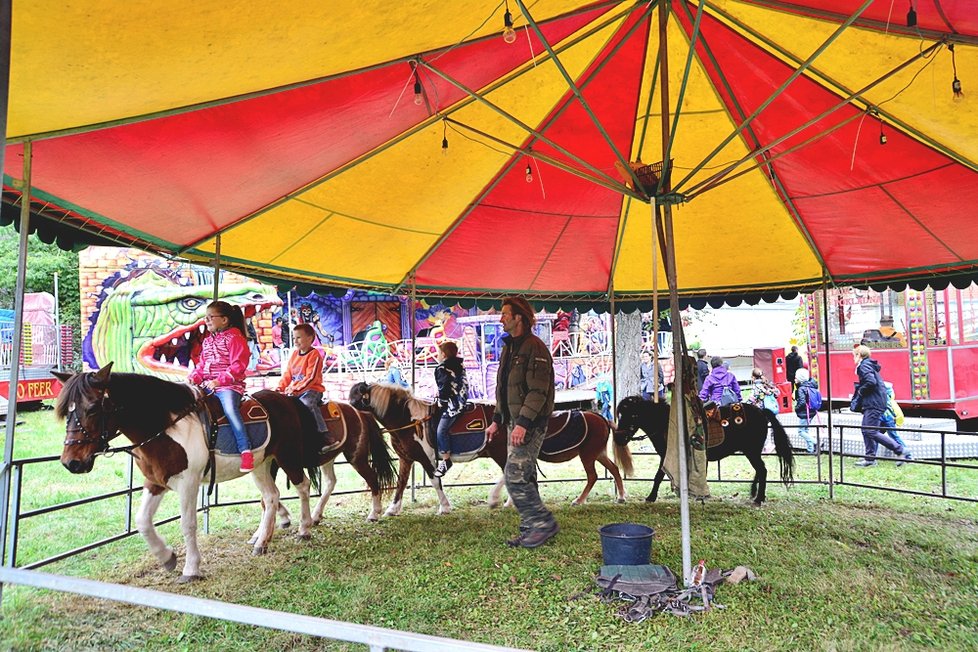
[
  {"x1": 878, "y1": 381, "x2": 907, "y2": 451},
  {"x1": 793, "y1": 368, "x2": 821, "y2": 454},
  {"x1": 852, "y1": 345, "x2": 912, "y2": 467},
  {"x1": 698, "y1": 356, "x2": 741, "y2": 406},
  {"x1": 748, "y1": 368, "x2": 780, "y2": 414}
]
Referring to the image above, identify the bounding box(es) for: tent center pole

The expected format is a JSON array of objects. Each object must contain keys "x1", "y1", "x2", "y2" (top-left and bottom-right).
[{"x1": 1, "y1": 140, "x2": 32, "y2": 607}]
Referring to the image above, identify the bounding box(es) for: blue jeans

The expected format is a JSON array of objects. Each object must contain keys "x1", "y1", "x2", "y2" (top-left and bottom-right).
[
  {"x1": 298, "y1": 390, "x2": 327, "y2": 433},
  {"x1": 880, "y1": 414, "x2": 906, "y2": 449},
  {"x1": 436, "y1": 413, "x2": 457, "y2": 457},
  {"x1": 861, "y1": 407, "x2": 904, "y2": 461},
  {"x1": 797, "y1": 413, "x2": 816, "y2": 453},
  {"x1": 216, "y1": 389, "x2": 250, "y2": 454}
]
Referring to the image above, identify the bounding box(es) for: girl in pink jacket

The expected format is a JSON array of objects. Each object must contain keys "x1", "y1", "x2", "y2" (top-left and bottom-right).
[{"x1": 188, "y1": 301, "x2": 254, "y2": 471}]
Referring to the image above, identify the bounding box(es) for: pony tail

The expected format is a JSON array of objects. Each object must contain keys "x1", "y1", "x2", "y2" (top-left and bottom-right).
[{"x1": 228, "y1": 305, "x2": 248, "y2": 338}]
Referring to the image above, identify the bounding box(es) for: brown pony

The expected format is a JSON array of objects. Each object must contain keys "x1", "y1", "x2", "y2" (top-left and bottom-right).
[
  {"x1": 349, "y1": 382, "x2": 632, "y2": 515},
  {"x1": 55, "y1": 364, "x2": 395, "y2": 582}
]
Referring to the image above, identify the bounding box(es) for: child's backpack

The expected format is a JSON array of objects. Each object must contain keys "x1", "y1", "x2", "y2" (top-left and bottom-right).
[{"x1": 805, "y1": 385, "x2": 823, "y2": 412}]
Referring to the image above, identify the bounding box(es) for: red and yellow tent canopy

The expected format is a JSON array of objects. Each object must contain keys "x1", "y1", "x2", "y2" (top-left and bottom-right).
[{"x1": 4, "y1": 0, "x2": 978, "y2": 307}]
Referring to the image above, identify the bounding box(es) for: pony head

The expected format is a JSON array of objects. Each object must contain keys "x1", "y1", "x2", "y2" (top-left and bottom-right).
[
  {"x1": 54, "y1": 363, "x2": 116, "y2": 473},
  {"x1": 613, "y1": 395, "x2": 648, "y2": 446}
]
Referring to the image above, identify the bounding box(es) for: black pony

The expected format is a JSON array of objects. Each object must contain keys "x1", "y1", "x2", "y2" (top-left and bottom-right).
[{"x1": 613, "y1": 396, "x2": 794, "y2": 505}]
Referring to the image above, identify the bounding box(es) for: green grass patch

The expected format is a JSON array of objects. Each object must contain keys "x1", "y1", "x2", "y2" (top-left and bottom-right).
[{"x1": 1, "y1": 408, "x2": 976, "y2": 650}]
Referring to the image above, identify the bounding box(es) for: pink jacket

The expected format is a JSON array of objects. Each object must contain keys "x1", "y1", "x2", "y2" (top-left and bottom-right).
[{"x1": 188, "y1": 328, "x2": 250, "y2": 394}]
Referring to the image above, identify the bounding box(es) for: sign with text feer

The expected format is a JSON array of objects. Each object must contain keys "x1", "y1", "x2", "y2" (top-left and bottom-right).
[{"x1": 0, "y1": 378, "x2": 63, "y2": 402}]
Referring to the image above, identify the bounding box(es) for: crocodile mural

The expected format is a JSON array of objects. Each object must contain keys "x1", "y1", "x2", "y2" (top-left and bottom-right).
[{"x1": 83, "y1": 264, "x2": 281, "y2": 381}]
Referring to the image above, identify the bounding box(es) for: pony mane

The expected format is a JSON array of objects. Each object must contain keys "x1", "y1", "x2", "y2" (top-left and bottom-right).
[
  {"x1": 56, "y1": 370, "x2": 197, "y2": 425},
  {"x1": 370, "y1": 383, "x2": 431, "y2": 422}
]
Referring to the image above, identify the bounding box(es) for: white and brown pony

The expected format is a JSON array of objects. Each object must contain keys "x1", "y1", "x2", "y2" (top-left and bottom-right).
[
  {"x1": 350, "y1": 382, "x2": 632, "y2": 516},
  {"x1": 55, "y1": 364, "x2": 395, "y2": 582}
]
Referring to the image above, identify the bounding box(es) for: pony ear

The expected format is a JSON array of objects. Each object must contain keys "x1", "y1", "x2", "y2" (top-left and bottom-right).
[
  {"x1": 52, "y1": 370, "x2": 74, "y2": 383},
  {"x1": 93, "y1": 362, "x2": 114, "y2": 384}
]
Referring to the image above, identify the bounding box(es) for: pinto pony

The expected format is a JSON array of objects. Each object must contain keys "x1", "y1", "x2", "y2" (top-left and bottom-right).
[
  {"x1": 613, "y1": 396, "x2": 794, "y2": 505},
  {"x1": 350, "y1": 382, "x2": 632, "y2": 515},
  {"x1": 55, "y1": 364, "x2": 394, "y2": 582}
]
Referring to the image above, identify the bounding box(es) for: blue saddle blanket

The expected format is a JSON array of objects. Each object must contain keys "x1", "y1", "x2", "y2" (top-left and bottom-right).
[{"x1": 201, "y1": 397, "x2": 271, "y2": 455}]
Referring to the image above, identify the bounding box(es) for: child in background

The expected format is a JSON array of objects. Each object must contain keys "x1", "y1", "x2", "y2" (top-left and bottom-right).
[
  {"x1": 793, "y1": 368, "x2": 819, "y2": 454},
  {"x1": 278, "y1": 324, "x2": 338, "y2": 454},
  {"x1": 189, "y1": 301, "x2": 254, "y2": 472},
  {"x1": 880, "y1": 381, "x2": 907, "y2": 450}
]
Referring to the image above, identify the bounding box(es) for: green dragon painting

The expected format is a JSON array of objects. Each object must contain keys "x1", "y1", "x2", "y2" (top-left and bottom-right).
[{"x1": 83, "y1": 266, "x2": 281, "y2": 380}]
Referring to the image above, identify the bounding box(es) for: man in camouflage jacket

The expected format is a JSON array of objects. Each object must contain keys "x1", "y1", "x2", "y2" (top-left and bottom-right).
[{"x1": 486, "y1": 296, "x2": 558, "y2": 549}]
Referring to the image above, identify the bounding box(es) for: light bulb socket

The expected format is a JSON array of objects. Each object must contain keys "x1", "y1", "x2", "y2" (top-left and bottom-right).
[
  {"x1": 504, "y1": 10, "x2": 514, "y2": 29},
  {"x1": 441, "y1": 137, "x2": 449, "y2": 150},
  {"x1": 879, "y1": 133, "x2": 887, "y2": 145},
  {"x1": 907, "y1": 7, "x2": 917, "y2": 27},
  {"x1": 953, "y1": 77, "x2": 963, "y2": 97},
  {"x1": 525, "y1": 164, "x2": 533, "y2": 183}
]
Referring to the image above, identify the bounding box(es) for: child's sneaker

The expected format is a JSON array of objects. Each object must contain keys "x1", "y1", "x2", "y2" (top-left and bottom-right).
[
  {"x1": 433, "y1": 459, "x2": 452, "y2": 477},
  {"x1": 239, "y1": 450, "x2": 254, "y2": 473}
]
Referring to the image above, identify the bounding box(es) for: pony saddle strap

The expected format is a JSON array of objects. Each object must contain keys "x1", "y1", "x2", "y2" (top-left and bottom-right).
[
  {"x1": 201, "y1": 395, "x2": 271, "y2": 455},
  {"x1": 541, "y1": 410, "x2": 587, "y2": 456}
]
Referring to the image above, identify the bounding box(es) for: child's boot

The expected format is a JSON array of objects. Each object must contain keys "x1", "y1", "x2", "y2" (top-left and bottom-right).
[{"x1": 239, "y1": 450, "x2": 254, "y2": 472}]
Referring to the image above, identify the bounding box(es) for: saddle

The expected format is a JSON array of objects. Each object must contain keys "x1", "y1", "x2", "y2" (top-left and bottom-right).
[
  {"x1": 318, "y1": 401, "x2": 349, "y2": 451},
  {"x1": 443, "y1": 403, "x2": 494, "y2": 461},
  {"x1": 702, "y1": 402, "x2": 748, "y2": 449},
  {"x1": 201, "y1": 395, "x2": 271, "y2": 455},
  {"x1": 540, "y1": 410, "x2": 588, "y2": 457}
]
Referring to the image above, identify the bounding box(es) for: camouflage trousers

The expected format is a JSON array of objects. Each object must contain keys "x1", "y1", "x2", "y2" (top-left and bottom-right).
[{"x1": 505, "y1": 422, "x2": 557, "y2": 534}]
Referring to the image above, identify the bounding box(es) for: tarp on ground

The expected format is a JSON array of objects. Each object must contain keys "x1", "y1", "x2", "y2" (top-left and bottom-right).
[{"x1": 3, "y1": 1, "x2": 978, "y2": 307}]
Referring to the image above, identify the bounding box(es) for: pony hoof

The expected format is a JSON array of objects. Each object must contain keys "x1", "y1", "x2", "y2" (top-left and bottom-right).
[
  {"x1": 252, "y1": 546, "x2": 268, "y2": 556},
  {"x1": 488, "y1": 502, "x2": 501, "y2": 510},
  {"x1": 616, "y1": 497, "x2": 626, "y2": 504},
  {"x1": 570, "y1": 499, "x2": 582, "y2": 506},
  {"x1": 312, "y1": 518, "x2": 321, "y2": 526},
  {"x1": 247, "y1": 536, "x2": 257, "y2": 546},
  {"x1": 176, "y1": 574, "x2": 203, "y2": 584},
  {"x1": 278, "y1": 521, "x2": 292, "y2": 530},
  {"x1": 163, "y1": 552, "x2": 178, "y2": 572},
  {"x1": 297, "y1": 533, "x2": 312, "y2": 541},
  {"x1": 366, "y1": 515, "x2": 379, "y2": 523}
]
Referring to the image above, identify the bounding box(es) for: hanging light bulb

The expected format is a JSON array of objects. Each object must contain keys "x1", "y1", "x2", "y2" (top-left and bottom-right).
[
  {"x1": 525, "y1": 163, "x2": 533, "y2": 183},
  {"x1": 441, "y1": 120, "x2": 449, "y2": 156},
  {"x1": 879, "y1": 117, "x2": 887, "y2": 145},
  {"x1": 950, "y1": 43, "x2": 964, "y2": 102},
  {"x1": 503, "y1": 8, "x2": 517, "y2": 44},
  {"x1": 413, "y1": 78, "x2": 424, "y2": 106},
  {"x1": 906, "y1": 1, "x2": 917, "y2": 27}
]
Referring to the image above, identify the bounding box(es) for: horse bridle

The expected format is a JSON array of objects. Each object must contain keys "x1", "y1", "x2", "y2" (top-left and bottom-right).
[{"x1": 63, "y1": 388, "x2": 122, "y2": 455}]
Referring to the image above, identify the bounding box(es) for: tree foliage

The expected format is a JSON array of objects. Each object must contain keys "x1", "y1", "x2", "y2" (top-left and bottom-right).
[{"x1": 0, "y1": 227, "x2": 81, "y2": 367}]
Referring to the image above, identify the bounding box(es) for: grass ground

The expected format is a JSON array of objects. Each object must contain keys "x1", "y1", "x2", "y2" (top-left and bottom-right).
[{"x1": 0, "y1": 408, "x2": 976, "y2": 651}]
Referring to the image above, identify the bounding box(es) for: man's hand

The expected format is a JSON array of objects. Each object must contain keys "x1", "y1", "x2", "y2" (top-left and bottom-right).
[
  {"x1": 510, "y1": 424, "x2": 527, "y2": 446},
  {"x1": 486, "y1": 421, "x2": 499, "y2": 441}
]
